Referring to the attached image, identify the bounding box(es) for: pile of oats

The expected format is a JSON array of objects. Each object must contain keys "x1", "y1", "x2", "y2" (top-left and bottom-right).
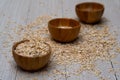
[{"x1": 15, "y1": 39, "x2": 49, "y2": 57}]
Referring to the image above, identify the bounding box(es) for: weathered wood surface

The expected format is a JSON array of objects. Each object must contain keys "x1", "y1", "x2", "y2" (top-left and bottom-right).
[{"x1": 0, "y1": 0, "x2": 119, "y2": 80}]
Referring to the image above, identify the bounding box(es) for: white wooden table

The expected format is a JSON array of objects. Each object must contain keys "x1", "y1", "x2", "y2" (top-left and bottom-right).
[{"x1": 0, "y1": 0, "x2": 120, "y2": 80}]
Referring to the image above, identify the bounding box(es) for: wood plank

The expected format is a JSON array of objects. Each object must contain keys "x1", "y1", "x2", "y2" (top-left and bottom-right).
[
  {"x1": 62, "y1": 0, "x2": 119, "y2": 80},
  {"x1": 62, "y1": 1, "x2": 80, "y2": 79},
  {"x1": 41, "y1": 0, "x2": 66, "y2": 80},
  {"x1": 15, "y1": 0, "x2": 44, "y2": 80},
  {"x1": 0, "y1": 0, "x2": 32, "y2": 80},
  {"x1": 15, "y1": 0, "x2": 66, "y2": 80},
  {"x1": 0, "y1": 0, "x2": 18, "y2": 79},
  {"x1": 93, "y1": 0, "x2": 120, "y2": 80},
  {"x1": 104, "y1": 0, "x2": 120, "y2": 79}
]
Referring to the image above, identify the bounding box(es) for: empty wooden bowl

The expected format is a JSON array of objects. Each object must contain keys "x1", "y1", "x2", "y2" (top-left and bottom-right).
[
  {"x1": 75, "y1": 2, "x2": 104, "y2": 24},
  {"x1": 48, "y1": 18, "x2": 80, "y2": 42},
  {"x1": 12, "y1": 40, "x2": 51, "y2": 71}
]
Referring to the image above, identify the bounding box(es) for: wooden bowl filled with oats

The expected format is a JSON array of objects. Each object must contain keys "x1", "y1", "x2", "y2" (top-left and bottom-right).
[{"x1": 12, "y1": 39, "x2": 51, "y2": 71}]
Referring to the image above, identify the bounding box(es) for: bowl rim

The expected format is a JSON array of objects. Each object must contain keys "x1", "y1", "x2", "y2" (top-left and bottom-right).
[
  {"x1": 12, "y1": 40, "x2": 51, "y2": 58},
  {"x1": 76, "y1": 2, "x2": 104, "y2": 12},
  {"x1": 48, "y1": 18, "x2": 80, "y2": 29}
]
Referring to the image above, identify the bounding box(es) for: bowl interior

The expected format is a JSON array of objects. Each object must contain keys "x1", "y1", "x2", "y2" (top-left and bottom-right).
[
  {"x1": 76, "y1": 2, "x2": 104, "y2": 11},
  {"x1": 13, "y1": 40, "x2": 51, "y2": 58},
  {"x1": 49, "y1": 18, "x2": 79, "y2": 28}
]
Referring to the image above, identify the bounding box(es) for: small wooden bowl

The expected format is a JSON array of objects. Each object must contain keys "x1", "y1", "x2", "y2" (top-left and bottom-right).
[
  {"x1": 48, "y1": 18, "x2": 80, "y2": 42},
  {"x1": 12, "y1": 40, "x2": 51, "y2": 71},
  {"x1": 75, "y1": 2, "x2": 104, "y2": 24}
]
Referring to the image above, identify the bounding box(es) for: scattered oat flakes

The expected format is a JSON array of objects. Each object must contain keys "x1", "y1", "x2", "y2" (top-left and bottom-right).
[
  {"x1": 1, "y1": 15, "x2": 120, "y2": 80},
  {"x1": 32, "y1": 78, "x2": 38, "y2": 80},
  {"x1": 116, "y1": 47, "x2": 120, "y2": 53}
]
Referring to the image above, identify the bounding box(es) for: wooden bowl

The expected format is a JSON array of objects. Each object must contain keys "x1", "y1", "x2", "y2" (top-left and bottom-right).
[
  {"x1": 48, "y1": 18, "x2": 80, "y2": 42},
  {"x1": 12, "y1": 40, "x2": 51, "y2": 71},
  {"x1": 75, "y1": 2, "x2": 104, "y2": 24}
]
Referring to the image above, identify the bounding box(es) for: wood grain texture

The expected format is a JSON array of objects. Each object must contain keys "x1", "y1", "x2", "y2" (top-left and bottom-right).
[
  {"x1": 93, "y1": 0, "x2": 120, "y2": 80},
  {"x1": 0, "y1": 0, "x2": 119, "y2": 80}
]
